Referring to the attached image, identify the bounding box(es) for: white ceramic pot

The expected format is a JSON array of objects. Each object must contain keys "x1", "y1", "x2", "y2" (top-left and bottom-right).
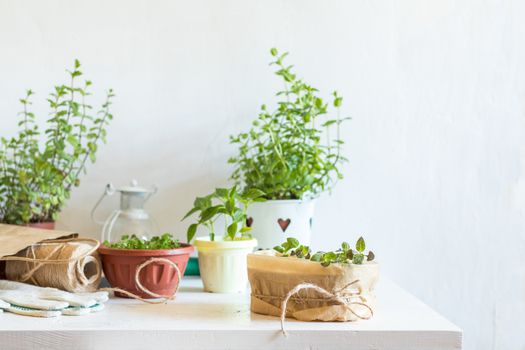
[
  {"x1": 194, "y1": 236, "x2": 257, "y2": 293},
  {"x1": 246, "y1": 199, "x2": 316, "y2": 249}
]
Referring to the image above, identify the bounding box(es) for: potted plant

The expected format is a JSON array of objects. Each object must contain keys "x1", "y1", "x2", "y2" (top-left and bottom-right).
[
  {"x1": 98, "y1": 233, "x2": 193, "y2": 298},
  {"x1": 248, "y1": 237, "x2": 378, "y2": 322},
  {"x1": 229, "y1": 48, "x2": 348, "y2": 249},
  {"x1": 0, "y1": 60, "x2": 114, "y2": 229},
  {"x1": 183, "y1": 186, "x2": 264, "y2": 293}
]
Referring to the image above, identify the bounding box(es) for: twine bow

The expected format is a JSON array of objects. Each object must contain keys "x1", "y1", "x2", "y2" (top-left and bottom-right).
[{"x1": 280, "y1": 280, "x2": 374, "y2": 336}]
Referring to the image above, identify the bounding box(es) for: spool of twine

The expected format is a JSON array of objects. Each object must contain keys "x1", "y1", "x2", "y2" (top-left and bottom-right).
[{"x1": 3, "y1": 238, "x2": 102, "y2": 293}]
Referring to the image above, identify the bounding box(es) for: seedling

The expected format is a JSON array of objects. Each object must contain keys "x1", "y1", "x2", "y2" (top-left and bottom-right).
[
  {"x1": 183, "y1": 186, "x2": 265, "y2": 242},
  {"x1": 103, "y1": 233, "x2": 180, "y2": 250},
  {"x1": 274, "y1": 236, "x2": 375, "y2": 266}
]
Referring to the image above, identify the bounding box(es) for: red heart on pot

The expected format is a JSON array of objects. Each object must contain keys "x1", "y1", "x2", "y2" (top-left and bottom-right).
[{"x1": 277, "y1": 218, "x2": 291, "y2": 232}]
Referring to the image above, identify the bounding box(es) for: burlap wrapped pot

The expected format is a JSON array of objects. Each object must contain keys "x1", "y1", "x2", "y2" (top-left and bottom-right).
[{"x1": 247, "y1": 250, "x2": 379, "y2": 322}]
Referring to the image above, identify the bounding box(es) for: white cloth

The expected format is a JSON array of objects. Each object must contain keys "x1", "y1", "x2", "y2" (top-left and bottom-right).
[{"x1": 0, "y1": 280, "x2": 108, "y2": 317}]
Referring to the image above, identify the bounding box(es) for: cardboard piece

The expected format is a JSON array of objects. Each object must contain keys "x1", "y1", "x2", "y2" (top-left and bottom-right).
[{"x1": 0, "y1": 224, "x2": 77, "y2": 258}]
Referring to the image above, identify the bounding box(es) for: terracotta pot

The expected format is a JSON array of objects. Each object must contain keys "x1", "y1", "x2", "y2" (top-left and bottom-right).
[
  {"x1": 23, "y1": 222, "x2": 56, "y2": 230},
  {"x1": 98, "y1": 244, "x2": 194, "y2": 298}
]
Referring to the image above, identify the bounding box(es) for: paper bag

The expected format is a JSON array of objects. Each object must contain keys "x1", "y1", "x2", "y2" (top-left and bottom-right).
[{"x1": 0, "y1": 224, "x2": 77, "y2": 277}]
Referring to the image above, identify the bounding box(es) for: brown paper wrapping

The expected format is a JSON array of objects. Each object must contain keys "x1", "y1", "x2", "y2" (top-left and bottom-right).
[
  {"x1": 247, "y1": 251, "x2": 379, "y2": 322},
  {"x1": 0, "y1": 224, "x2": 77, "y2": 258}
]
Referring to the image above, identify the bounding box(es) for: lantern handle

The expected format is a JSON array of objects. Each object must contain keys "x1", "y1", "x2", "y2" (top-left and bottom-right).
[
  {"x1": 91, "y1": 183, "x2": 116, "y2": 225},
  {"x1": 144, "y1": 185, "x2": 158, "y2": 203}
]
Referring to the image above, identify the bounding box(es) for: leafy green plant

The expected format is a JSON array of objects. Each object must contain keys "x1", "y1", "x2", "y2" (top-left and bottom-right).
[
  {"x1": 183, "y1": 186, "x2": 265, "y2": 242},
  {"x1": 229, "y1": 48, "x2": 349, "y2": 200},
  {"x1": 103, "y1": 233, "x2": 181, "y2": 250},
  {"x1": 0, "y1": 60, "x2": 114, "y2": 224},
  {"x1": 274, "y1": 236, "x2": 374, "y2": 266}
]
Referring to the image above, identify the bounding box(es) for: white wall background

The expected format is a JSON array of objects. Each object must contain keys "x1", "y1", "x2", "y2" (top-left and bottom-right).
[{"x1": 1, "y1": 0, "x2": 524, "y2": 349}]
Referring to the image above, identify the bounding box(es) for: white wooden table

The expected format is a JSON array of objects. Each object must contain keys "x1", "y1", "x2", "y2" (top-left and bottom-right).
[{"x1": 0, "y1": 277, "x2": 461, "y2": 350}]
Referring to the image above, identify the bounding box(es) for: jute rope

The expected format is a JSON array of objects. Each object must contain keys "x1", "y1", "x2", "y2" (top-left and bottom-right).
[
  {"x1": 1, "y1": 239, "x2": 182, "y2": 303},
  {"x1": 2, "y1": 238, "x2": 102, "y2": 292},
  {"x1": 280, "y1": 280, "x2": 374, "y2": 336}
]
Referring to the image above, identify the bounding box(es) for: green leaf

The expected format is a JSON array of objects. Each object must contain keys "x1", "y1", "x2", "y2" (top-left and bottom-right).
[
  {"x1": 194, "y1": 196, "x2": 211, "y2": 210},
  {"x1": 187, "y1": 223, "x2": 198, "y2": 242},
  {"x1": 286, "y1": 237, "x2": 299, "y2": 248},
  {"x1": 323, "y1": 251, "x2": 337, "y2": 261},
  {"x1": 66, "y1": 134, "x2": 79, "y2": 147},
  {"x1": 270, "y1": 48, "x2": 278, "y2": 56},
  {"x1": 227, "y1": 222, "x2": 238, "y2": 239},
  {"x1": 341, "y1": 241, "x2": 350, "y2": 251},
  {"x1": 215, "y1": 188, "x2": 229, "y2": 198},
  {"x1": 352, "y1": 253, "x2": 364, "y2": 264},
  {"x1": 225, "y1": 196, "x2": 235, "y2": 212},
  {"x1": 322, "y1": 120, "x2": 337, "y2": 127},
  {"x1": 243, "y1": 188, "x2": 265, "y2": 200},
  {"x1": 274, "y1": 245, "x2": 284, "y2": 253},
  {"x1": 356, "y1": 237, "x2": 365, "y2": 252},
  {"x1": 200, "y1": 205, "x2": 220, "y2": 223},
  {"x1": 310, "y1": 252, "x2": 323, "y2": 262},
  {"x1": 182, "y1": 207, "x2": 199, "y2": 220}
]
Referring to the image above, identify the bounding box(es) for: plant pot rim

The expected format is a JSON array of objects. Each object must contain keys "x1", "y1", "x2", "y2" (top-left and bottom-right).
[
  {"x1": 23, "y1": 220, "x2": 56, "y2": 224},
  {"x1": 21, "y1": 221, "x2": 56, "y2": 230},
  {"x1": 253, "y1": 198, "x2": 317, "y2": 204},
  {"x1": 194, "y1": 236, "x2": 257, "y2": 249},
  {"x1": 98, "y1": 243, "x2": 194, "y2": 257}
]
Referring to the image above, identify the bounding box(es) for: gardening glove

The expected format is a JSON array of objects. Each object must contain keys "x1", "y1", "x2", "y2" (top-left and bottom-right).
[{"x1": 0, "y1": 280, "x2": 108, "y2": 317}]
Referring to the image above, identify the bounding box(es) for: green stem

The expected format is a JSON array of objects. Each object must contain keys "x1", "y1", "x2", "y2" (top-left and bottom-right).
[
  {"x1": 62, "y1": 86, "x2": 88, "y2": 183},
  {"x1": 65, "y1": 91, "x2": 112, "y2": 191}
]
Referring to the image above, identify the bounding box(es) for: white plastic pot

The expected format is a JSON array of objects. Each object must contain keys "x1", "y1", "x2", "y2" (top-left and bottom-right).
[
  {"x1": 246, "y1": 199, "x2": 316, "y2": 249},
  {"x1": 194, "y1": 236, "x2": 257, "y2": 293}
]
